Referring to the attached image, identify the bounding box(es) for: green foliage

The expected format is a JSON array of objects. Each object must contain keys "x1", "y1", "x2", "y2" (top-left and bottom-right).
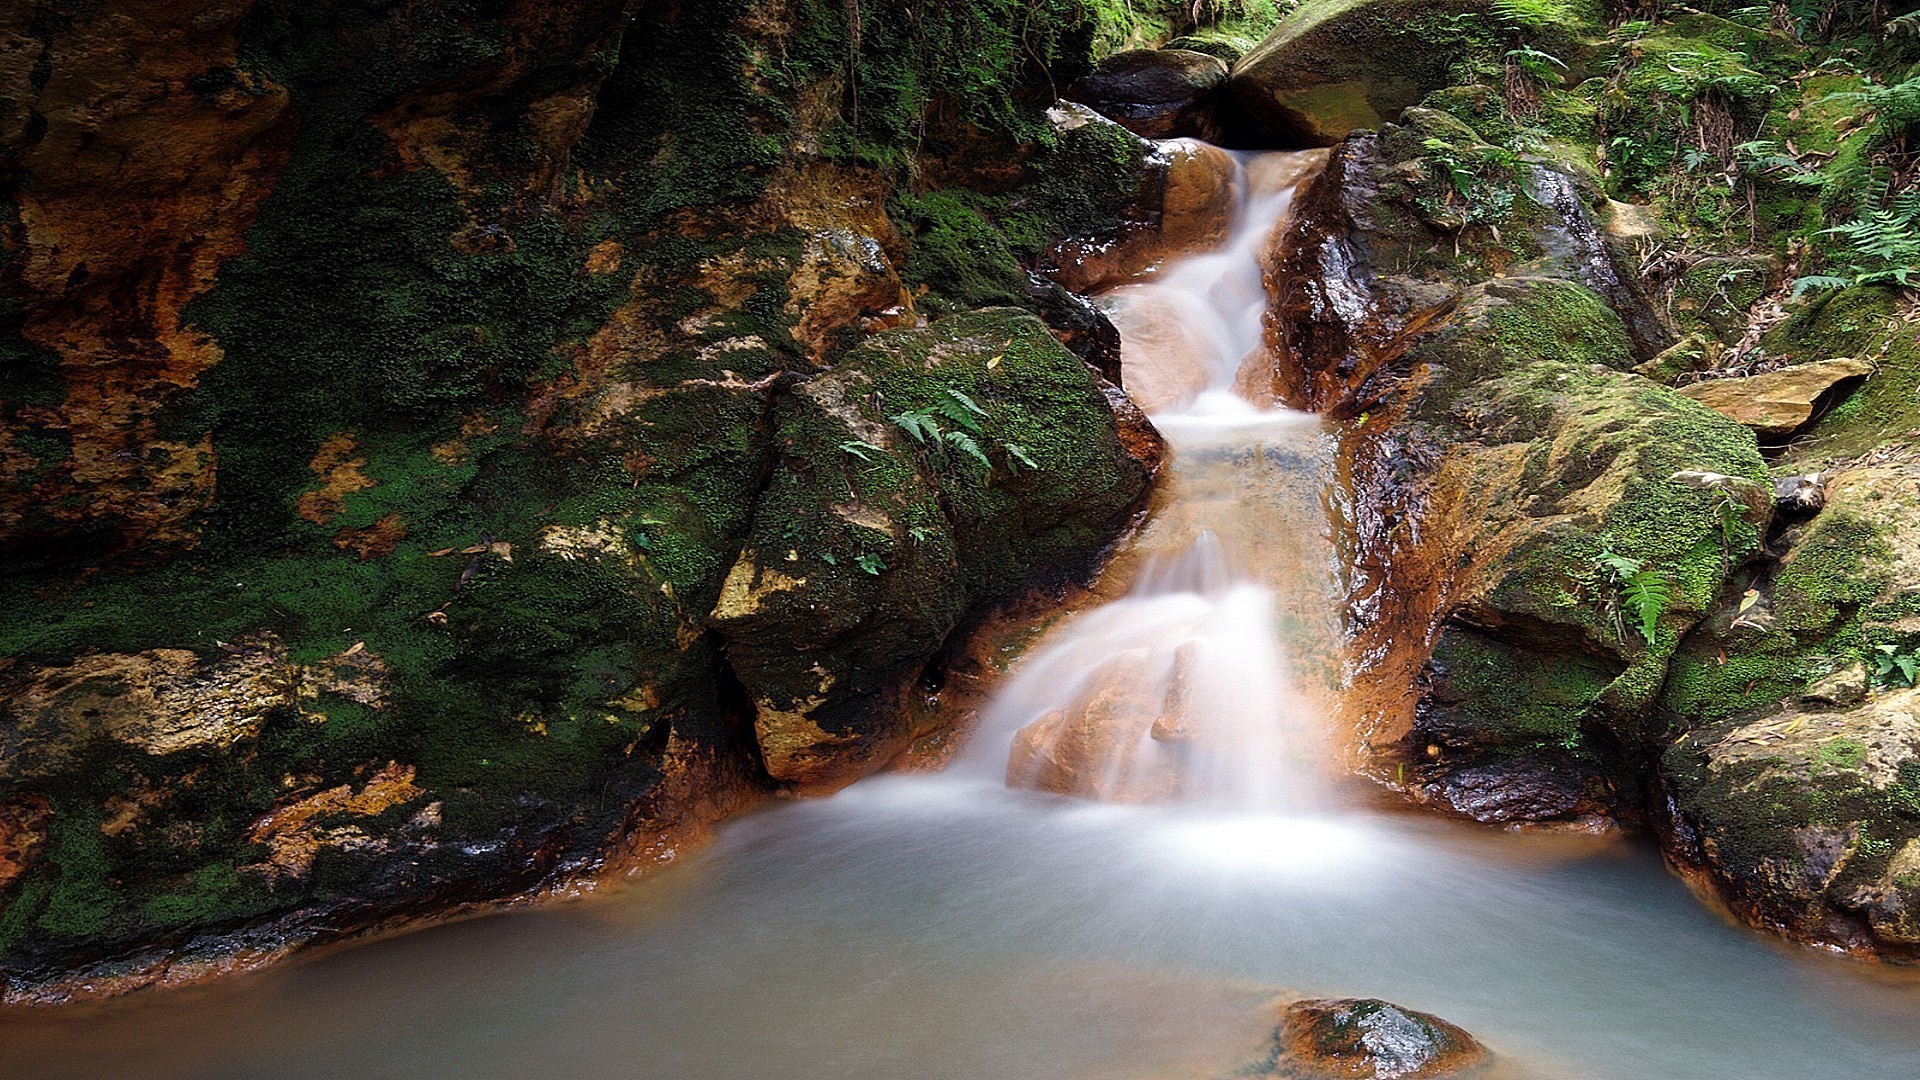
[
  {"x1": 1596, "y1": 550, "x2": 1676, "y2": 645},
  {"x1": 891, "y1": 387, "x2": 1010, "y2": 479},
  {"x1": 1796, "y1": 187, "x2": 1920, "y2": 293},
  {"x1": 1874, "y1": 643, "x2": 1920, "y2": 687},
  {"x1": 1417, "y1": 135, "x2": 1525, "y2": 227}
]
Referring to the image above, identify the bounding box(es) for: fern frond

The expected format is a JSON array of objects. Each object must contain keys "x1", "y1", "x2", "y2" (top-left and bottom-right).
[{"x1": 1621, "y1": 570, "x2": 1674, "y2": 645}]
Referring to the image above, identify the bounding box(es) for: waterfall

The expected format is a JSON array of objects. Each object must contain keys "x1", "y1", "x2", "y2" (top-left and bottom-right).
[{"x1": 957, "y1": 147, "x2": 1340, "y2": 813}]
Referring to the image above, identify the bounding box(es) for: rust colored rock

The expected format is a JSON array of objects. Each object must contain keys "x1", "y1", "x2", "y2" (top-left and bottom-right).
[
  {"x1": 1678, "y1": 358, "x2": 1874, "y2": 439},
  {"x1": 0, "y1": 798, "x2": 53, "y2": 893},
  {"x1": 1046, "y1": 135, "x2": 1239, "y2": 297},
  {"x1": 0, "y1": 0, "x2": 296, "y2": 557},
  {"x1": 1006, "y1": 653, "x2": 1187, "y2": 801},
  {"x1": 1260, "y1": 998, "x2": 1489, "y2": 1079}
]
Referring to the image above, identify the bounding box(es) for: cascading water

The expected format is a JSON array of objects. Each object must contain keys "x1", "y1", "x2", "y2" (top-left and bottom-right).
[
  {"x1": 962, "y1": 149, "x2": 1340, "y2": 813},
  {"x1": 18, "y1": 143, "x2": 1920, "y2": 1080}
]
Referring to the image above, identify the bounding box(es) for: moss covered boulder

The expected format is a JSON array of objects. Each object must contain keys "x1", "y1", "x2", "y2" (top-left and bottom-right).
[
  {"x1": 1226, "y1": 0, "x2": 1603, "y2": 146},
  {"x1": 710, "y1": 309, "x2": 1157, "y2": 784},
  {"x1": 1661, "y1": 686, "x2": 1920, "y2": 957},
  {"x1": 1265, "y1": 119, "x2": 1764, "y2": 821}
]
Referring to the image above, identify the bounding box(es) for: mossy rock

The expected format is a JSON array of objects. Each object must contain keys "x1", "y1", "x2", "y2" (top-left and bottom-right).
[
  {"x1": 709, "y1": 308, "x2": 1155, "y2": 784},
  {"x1": 1660, "y1": 686, "x2": 1920, "y2": 957},
  {"x1": 1226, "y1": 0, "x2": 1605, "y2": 146},
  {"x1": 1776, "y1": 288, "x2": 1920, "y2": 463}
]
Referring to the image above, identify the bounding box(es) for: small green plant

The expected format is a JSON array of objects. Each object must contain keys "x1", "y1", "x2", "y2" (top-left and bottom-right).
[
  {"x1": 1595, "y1": 551, "x2": 1674, "y2": 646},
  {"x1": 891, "y1": 387, "x2": 994, "y2": 474},
  {"x1": 855, "y1": 553, "x2": 886, "y2": 575},
  {"x1": 1504, "y1": 46, "x2": 1566, "y2": 85},
  {"x1": 1873, "y1": 643, "x2": 1919, "y2": 687},
  {"x1": 839, "y1": 439, "x2": 884, "y2": 462},
  {"x1": 887, "y1": 385, "x2": 1041, "y2": 483}
]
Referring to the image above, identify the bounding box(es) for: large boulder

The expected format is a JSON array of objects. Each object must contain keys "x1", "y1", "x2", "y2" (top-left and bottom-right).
[
  {"x1": 1656, "y1": 458, "x2": 1920, "y2": 956},
  {"x1": 1228, "y1": 0, "x2": 1491, "y2": 146},
  {"x1": 708, "y1": 309, "x2": 1158, "y2": 784},
  {"x1": 1065, "y1": 49, "x2": 1230, "y2": 141},
  {"x1": 1661, "y1": 687, "x2": 1920, "y2": 957},
  {"x1": 1263, "y1": 119, "x2": 1762, "y2": 820}
]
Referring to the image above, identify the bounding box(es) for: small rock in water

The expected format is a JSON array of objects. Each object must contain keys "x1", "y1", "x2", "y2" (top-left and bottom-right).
[{"x1": 1248, "y1": 997, "x2": 1488, "y2": 1079}]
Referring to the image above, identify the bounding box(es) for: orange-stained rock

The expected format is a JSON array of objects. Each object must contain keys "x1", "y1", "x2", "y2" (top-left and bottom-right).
[
  {"x1": 0, "y1": 645, "x2": 299, "y2": 783},
  {"x1": 1006, "y1": 653, "x2": 1187, "y2": 801},
  {"x1": 245, "y1": 762, "x2": 430, "y2": 880},
  {"x1": 296, "y1": 434, "x2": 376, "y2": 525},
  {"x1": 1158, "y1": 139, "x2": 1239, "y2": 253},
  {"x1": 1254, "y1": 997, "x2": 1489, "y2": 1079},
  {"x1": 0, "y1": 798, "x2": 53, "y2": 892},
  {"x1": 0, "y1": 0, "x2": 295, "y2": 556},
  {"x1": 1678, "y1": 358, "x2": 1875, "y2": 439}
]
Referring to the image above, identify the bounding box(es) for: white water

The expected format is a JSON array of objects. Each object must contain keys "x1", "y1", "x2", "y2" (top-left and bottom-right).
[
  {"x1": 12, "y1": 148, "x2": 1920, "y2": 1080},
  {"x1": 977, "y1": 149, "x2": 1336, "y2": 813}
]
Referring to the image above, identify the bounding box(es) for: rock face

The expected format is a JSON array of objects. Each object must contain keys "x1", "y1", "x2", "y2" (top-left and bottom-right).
[
  {"x1": 1265, "y1": 116, "x2": 1765, "y2": 823},
  {"x1": 1679, "y1": 359, "x2": 1875, "y2": 439},
  {"x1": 1066, "y1": 48, "x2": 1229, "y2": 141},
  {"x1": 1250, "y1": 998, "x2": 1489, "y2": 1079},
  {"x1": 1658, "y1": 459, "x2": 1920, "y2": 954},
  {"x1": 0, "y1": 0, "x2": 1163, "y2": 1000},
  {"x1": 1036, "y1": 106, "x2": 1240, "y2": 296},
  {"x1": 1229, "y1": 0, "x2": 1494, "y2": 146}
]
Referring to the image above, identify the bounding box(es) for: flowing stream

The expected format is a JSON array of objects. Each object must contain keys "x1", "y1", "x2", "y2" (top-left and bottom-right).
[{"x1": 9, "y1": 149, "x2": 1920, "y2": 1080}]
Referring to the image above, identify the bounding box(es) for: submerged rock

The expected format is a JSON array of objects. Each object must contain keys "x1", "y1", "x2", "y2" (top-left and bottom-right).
[
  {"x1": 1246, "y1": 997, "x2": 1488, "y2": 1078},
  {"x1": 1066, "y1": 49, "x2": 1229, "y2": 141}
]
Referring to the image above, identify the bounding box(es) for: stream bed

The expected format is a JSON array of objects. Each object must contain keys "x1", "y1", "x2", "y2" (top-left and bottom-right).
[{"x1": 6, "y1": 778, "x2": 1920, "y2": 1079}]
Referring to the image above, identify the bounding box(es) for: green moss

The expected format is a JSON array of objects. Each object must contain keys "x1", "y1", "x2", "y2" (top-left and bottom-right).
[
  {"x1": 1432, "y1": 630, "x2": 1617, "y2": 748},
  {"x1": 34, "y1": 807, "x2": 116, "y2": 941}
]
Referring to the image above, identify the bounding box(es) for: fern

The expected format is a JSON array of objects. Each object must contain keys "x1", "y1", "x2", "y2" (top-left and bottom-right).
[
  {"x1": 1790, "y1": 274, "x2": 1853, "y2": 298},
  {"x1": 1595, "y1": 551, "x2": 1674, "y2": 646},
  {"x1": 941, "y1": 430, "x2": 993, "y2": 471},
  {"x1": 1490, "y1": 0, "x2": 1572, "y2": 29}
]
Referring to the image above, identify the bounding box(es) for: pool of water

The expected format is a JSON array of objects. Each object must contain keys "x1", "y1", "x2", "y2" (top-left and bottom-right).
[{"x1": 7, "y1": 772, "x2": 1920, "y2": 1080}]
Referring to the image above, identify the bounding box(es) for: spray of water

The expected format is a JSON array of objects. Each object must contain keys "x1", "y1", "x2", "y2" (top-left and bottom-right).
[{"x1": 966, "y1": 148, "x2": 1339, "y2": 813}]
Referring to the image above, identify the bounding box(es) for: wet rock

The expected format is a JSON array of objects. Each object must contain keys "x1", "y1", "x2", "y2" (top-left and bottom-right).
[
  {"x1": 1773, "y1": 472, "x2": 1826, "y2": 518},
  {"x1": 1228, "y1": 0, "x2": 1494, "y2": 146},
  {"x1": 1264, "y1": 121, "x2": 1768, "y2": 818},
  {"x1": 1660, "y1": 688, "x2": 1920, "y2": 957},
  {"x1": 1252, "y1": 997, "x2": 1489, "y2": 1078},
  {"x1": 1006, "y1": 650, "x2": 1191, "y2": 801},
  {"x1": 1026, "y1": 273, "x2": 1124, "y2": 382},
  {"x1": 1678, "y1": 359, "x2": 1875, "y2": 439},
  {"x1": 709, "y1": 310, "x2": 1158, "y2": 785},
  {"x1": 1065, "y1": 49, "x2": 1229, "y2": 141},
  {"x1": 1425, "y1": 756, "x2": 1588, "y2": 824},
  {"x1": 1039, "y1": 118, "x2": 1239, "y2": 295}
]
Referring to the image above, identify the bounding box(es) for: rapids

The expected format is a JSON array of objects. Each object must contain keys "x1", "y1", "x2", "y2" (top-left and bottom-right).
[{"x1": 8, "y1": 149, "x2": 1920, "y2": 1080}]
